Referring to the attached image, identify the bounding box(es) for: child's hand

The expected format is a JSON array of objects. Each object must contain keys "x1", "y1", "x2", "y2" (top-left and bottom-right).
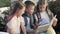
[
  {"x1": 52, "y1": 15, "x2": 58, "y2": 27},
  {"x1": 35, "y1": 23, "x2": 40, "y2": 27}
]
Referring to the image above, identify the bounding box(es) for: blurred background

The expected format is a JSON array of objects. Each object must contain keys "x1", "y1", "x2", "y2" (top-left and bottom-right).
[{"x1": 0, "y1": 0, "x2": 60, "y2": 34}]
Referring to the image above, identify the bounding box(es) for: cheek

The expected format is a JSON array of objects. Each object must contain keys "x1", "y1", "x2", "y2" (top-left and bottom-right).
[
  {"x1": 27, "y1": 8, "x2": 34, "y2": 14},
  {"x1": 18, "y1": 11, "x2": 21, "y2": 14},
  {"x1": 30, "y1": 10, "x2": 34, "y2": 14},
  {"x1": 22, "y1": 11, "x2": 24, "y2": 14},
  {"x1": 18, "y1": 11, "x2": 23, "y2": 15},
  {"x1": 21, "y1": 10, "x2": 25, "y2": 14},
  {"x1": 31, "y1": 10, "x2": 34, "y2": 13}
]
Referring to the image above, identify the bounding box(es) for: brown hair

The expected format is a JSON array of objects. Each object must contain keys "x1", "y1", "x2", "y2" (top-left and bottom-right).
[
  {"x1": 11, "y1": 1, "x2": 25, "y2": 15},
  {"x1": 37, "y1": 0, "x2": 48, "y2": 12},
  {"x1": 7, "y1": 1, "x2": 25, "y2": 23},
  {"x1": 36, "y1": 0, "x2": 52, "y2": 19},
  {"x1": 25, "y1": 1, "x2": 35, "y2": 8}
]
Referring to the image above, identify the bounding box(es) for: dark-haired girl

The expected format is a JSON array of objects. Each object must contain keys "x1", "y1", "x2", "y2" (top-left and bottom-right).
[{"x1": 35, "y1": 0, "x2": 57, "y2": 34}]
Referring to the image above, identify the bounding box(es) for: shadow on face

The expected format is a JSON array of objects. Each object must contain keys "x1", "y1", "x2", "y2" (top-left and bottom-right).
[{"x1": 26, "y1": 5, "x2": 35, "y2": 14}]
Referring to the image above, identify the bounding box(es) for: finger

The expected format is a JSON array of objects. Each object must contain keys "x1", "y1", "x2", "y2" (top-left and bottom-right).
[{"x1": 54, "y1": 15, "x2": 57, "y2": 18}]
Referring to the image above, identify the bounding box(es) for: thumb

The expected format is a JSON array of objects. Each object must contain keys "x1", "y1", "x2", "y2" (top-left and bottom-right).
[{"x1": 54, "y1": 15, "x2": 57, "y2": 18}]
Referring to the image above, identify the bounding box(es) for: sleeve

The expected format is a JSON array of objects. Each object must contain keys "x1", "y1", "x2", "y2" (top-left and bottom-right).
[
  {"x1": 20, "y1": 17, "x2": 25, "y2": 26},
  {"x1": 7, "y1": 17, "x2": 16, "y2": 29}
]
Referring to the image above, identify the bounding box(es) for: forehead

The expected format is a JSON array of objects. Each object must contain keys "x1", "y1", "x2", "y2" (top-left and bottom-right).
[
  {"x1": 39, "y1": 4, "x2": 45, "y2": 6},
  {"x1": 28, "y1": 5, "x2": 35, "y2": 8}
]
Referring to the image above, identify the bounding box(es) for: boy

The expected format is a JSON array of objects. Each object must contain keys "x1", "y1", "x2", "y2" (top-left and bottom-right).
[{"x1": 22, "y1": 1, "x2": 37, "y2": 34}]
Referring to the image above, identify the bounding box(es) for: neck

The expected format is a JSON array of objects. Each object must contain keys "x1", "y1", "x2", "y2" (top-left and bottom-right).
[
  {"x1": 40, "y1": 10, "x2": 46, "y2": 12},
  {"x1": 14, "y1": 13, "x2": 21, "y2": 18},
  {"x1": 43, "y1": 9, "x2": 46, "y2": 11}
]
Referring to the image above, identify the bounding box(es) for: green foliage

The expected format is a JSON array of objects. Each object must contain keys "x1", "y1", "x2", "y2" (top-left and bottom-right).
[
  {"x1": 0, "y1": 10, "x2": 10, "y2": 32},
  {"x1": 0, "y1": 0, "x2": 10, "y2": 7},
  {"x1": 0, "y1": 0, "x2": 23, "y2": 31}
]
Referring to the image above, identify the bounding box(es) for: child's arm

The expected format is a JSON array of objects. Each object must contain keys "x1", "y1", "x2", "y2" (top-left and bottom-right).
[
  {"x1": 20, "y1": 17, "x2": 26, "y2": 34},
  {"x1": 33, "y1": 14, "x2": 40, "y2": 27},
  {"x1": 20, "y1": 22, "x2": 26, "y2": 34},
  {"x1": 52, "y1": 15, "x2": 58, "y2": 27}
]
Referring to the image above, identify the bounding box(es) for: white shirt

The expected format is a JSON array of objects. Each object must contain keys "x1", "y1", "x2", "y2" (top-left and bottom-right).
[{"x1": 7, "y1": 16, "x2": 24, "y2": 34}]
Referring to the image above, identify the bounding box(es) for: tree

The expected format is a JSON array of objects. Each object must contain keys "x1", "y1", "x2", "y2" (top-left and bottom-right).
[{"x1": 0, "y1": 0, "x2": 10, "y2": 7}]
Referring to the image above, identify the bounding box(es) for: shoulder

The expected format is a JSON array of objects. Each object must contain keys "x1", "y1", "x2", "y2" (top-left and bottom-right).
[
  {"x1": 7, "y1": 15, "x2": 14, "y2": 22},
  {"x1": 20, "y1": 16, "x2": 24, "y2": 19},
  {"x1": 47, "y1": 9, "x2": 54, "y2": 19},
  {"x1": 20, "y1": 16, "x2": 24, "y2": 22},
  {"x1": 20, "y1": 16, "x2": 25, "y2": 25},
  {"x1": 7, "y1": 15, "x2": 17, "y2": 23},
  {"x1": 7, "y1": 16, "x2": 17, "y2": 28}
]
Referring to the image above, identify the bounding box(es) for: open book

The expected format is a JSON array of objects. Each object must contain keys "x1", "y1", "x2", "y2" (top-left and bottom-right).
[
  {"x1": 37, "y1": 24, "x2": 50, "y2": 32},
  {"x1": 37, "y1": 17, "x2": 54, "y2": 32}
]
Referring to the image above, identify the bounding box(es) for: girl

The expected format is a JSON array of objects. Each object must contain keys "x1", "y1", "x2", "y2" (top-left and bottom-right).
[
  {"x1": 7, "y1": 1, "x2": 26, "y2": 34},
  {"x1": 35, "y1": 0, "x2": 57, "y2": 34}
]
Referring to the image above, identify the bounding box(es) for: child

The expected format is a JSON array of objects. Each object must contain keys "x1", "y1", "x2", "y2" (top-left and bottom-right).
[
  {"x1": 22, "y1": 1, "x2": 37, "y2": 34},
  {"x1": 35, "y1": 0, "x2": 57, "y2": 34},
  {"x1": 7, "y1": 1, "x2": 26, "y2": 34}
]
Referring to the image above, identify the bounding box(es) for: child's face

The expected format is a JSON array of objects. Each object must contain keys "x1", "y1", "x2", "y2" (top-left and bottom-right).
[
  {"x1": 21, "y1": 7, "x2": 25, "y2": 14},
  {"x1": 39, "y1": 4, "x2": 47, "y2": 11},
  {"x1": 26, "y1": 5, "x2": 35, "y2": 14},
  {"x1": 18, "y1": 7, "x2": 25, "y2": 15}
]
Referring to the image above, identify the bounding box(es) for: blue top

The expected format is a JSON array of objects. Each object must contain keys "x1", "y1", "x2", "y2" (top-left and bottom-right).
[
  {"x1": 22, "y1": 12, "x2": 35, "y2": 30},
  {"x1": 39, "y1": 11, "x2": 50, "y2": 26}
]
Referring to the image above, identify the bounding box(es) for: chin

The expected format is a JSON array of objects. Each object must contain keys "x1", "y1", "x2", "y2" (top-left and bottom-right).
[{"x1": 30, "y1": 13, "x2": 33, "y2": 14}]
